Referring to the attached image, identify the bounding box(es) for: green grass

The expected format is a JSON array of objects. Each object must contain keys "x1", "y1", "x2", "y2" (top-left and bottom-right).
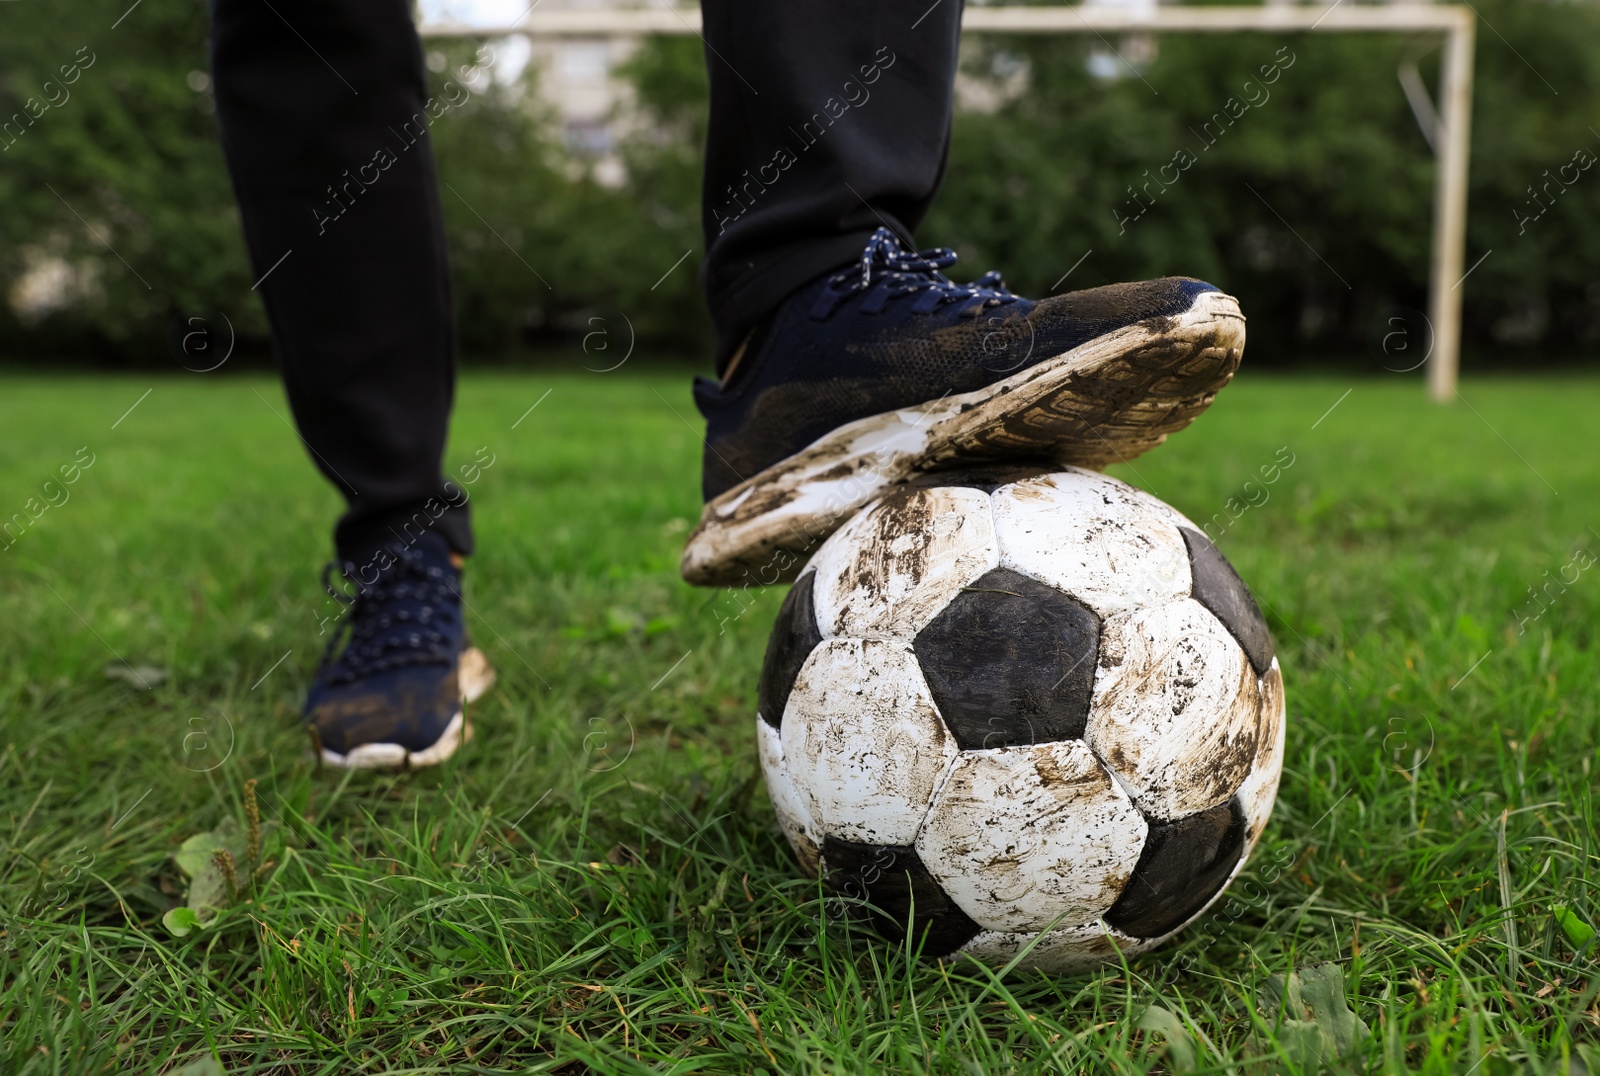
[{"x1": 1, "y1": 370, "x2": 1597, "y2": 1074}]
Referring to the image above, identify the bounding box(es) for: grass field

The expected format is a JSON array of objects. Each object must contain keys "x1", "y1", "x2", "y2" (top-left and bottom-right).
[{"x1": 1, "y1": 370, "x2": 1597, "y2": 1074}]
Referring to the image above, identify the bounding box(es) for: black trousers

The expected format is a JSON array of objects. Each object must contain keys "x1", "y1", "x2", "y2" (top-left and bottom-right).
[{"x1": 210, "y1": 0, "x2": 961, "y2": 560}]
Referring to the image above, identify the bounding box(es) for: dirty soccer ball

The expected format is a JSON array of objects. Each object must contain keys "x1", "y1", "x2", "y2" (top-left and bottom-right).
[{"x1": 756, "y1": 466, "x2": 1286, "y2": 973}]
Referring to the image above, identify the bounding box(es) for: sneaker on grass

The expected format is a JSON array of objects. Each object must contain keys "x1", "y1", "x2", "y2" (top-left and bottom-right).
[
  {"x1": 681, "y1": 227, "x2": 1246, "y2": 587},
  {"x1": 305, "y1": 532, "x2": 495, "y2": 769}
]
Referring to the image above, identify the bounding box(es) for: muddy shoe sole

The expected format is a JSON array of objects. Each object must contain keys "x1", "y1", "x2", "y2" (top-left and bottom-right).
[
  {"x1": 680, "y1": 290, "x2": 1245, "y2": 588},
  {"x1": 315, "y1": 647, "x2": 497, "y2": 770}
]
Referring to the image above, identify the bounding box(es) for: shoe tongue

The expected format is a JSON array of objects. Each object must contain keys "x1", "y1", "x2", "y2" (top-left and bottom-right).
[
  {"x1": 350, "y1": 531, "x2": 453, "y2": 574},
  {"x1": 405, "y1": 530, "x2": 454, "y2": 564}
]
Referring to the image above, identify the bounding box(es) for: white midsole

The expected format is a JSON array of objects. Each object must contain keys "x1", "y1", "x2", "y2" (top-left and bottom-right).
[
  {"x1": 682, "y1": 290, "x2": 1244, "y2": 586},
  {"x1": 320, "y1": 711, "x2": 466, "y2": 770},
  {"x1": 317, "y1": 647, "x2": 495, "y2": 770}
]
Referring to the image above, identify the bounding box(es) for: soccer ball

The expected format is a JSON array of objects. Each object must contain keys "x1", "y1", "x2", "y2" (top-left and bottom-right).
[{"x1": 756, "y1": 466, "x2": 1285, "y2": 973}]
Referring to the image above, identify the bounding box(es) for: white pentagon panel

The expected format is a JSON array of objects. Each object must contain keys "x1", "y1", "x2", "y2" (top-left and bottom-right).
[
  {"x1": 956, "y1": 920, "x2": 1152, "y2": 975},
  {"x1": 781, "y1": 638, "x2": 958, "y2": 846},
  {"x1": 756, "y1": 717, "x2": 822, "y2": 878},
  {"x1": 990, "y1": 469, "x2": 1193, "y2": 620},
  {"x1": 809, "y1": 485, "x2": 999, "y2": 640},
  {"x1": 1088, "y1": 598, "x2": 1263, "y2": 820},
  {"x1": 916, "y1": 740, "x2": 1148, "y2": 933},
  {"x1": 1238, "y1": 658, "x2": 1286, "y2": 853}
]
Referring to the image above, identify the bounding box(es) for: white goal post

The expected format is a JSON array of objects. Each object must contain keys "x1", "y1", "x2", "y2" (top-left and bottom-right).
[{"x1": 422, "y1": 4, "x2": 1475, "y2": 400}]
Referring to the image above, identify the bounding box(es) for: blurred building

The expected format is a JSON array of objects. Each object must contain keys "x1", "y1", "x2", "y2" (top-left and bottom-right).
[
  {"x1": 520, "y1": 7, "x2": 651, "y2": 187},
  {"x1": 514, "y1": 0, "x2": 680, "y2": 186}
]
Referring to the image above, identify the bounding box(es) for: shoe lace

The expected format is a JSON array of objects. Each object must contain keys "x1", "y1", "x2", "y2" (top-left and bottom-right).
[
  {"x1": 811, "y1": 227, "x2": 1020, "y2": 320},
  {"x1": 315, "y1": 544, "x2": 458, "y2": 686}
]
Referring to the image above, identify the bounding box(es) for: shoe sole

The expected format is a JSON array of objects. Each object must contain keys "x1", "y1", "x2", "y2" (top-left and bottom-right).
[
  {"x1": 681, "y1": 290, "x2": 1245, "y2": 587},
  {"x1": 316, "y1": 646, "x2": 498, "y2": 770}
]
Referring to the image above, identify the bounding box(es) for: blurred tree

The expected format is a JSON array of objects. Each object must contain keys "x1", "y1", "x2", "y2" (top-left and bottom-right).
[
  {"x1": 0, "y1": 0, "x2": 256, "y2": 362},
  {"x1": 429, "y1": 35, "x2": 708, "y2": 360},
  {"x1": 1, "y1": 0, "x2": 1595, "y2": 366},
  {"x1": 1461, "y1": 0, "x2": 1600, "y2": 350},
  {"x1": 926, "y1": 0, "x2": 1600, "y2": 364},
  {"x1": 0, "y1": 2, "x2": 708, "y2": 366}
]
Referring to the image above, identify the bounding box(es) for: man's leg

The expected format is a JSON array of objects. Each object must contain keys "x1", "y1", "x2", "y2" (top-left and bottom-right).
[
  {"x1": 698, "y1": 0, "x2": 965, "y2": 374},
  {"x1": 685, "y1": 0, "x2": 1247, "y2": 587},
  {"x1": 211, "y1": 0, "x2": 492, "y2": 769},
  {"x1": 210, "y1": 0, "x2": 468, "y2": 560}
]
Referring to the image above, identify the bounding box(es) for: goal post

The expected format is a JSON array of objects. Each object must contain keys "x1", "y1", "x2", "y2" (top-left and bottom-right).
[{"x1": 422, "y1": 4, "x2": 1475, "y2": 400}]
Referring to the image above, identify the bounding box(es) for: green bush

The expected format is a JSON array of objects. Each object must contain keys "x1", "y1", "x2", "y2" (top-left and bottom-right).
[
  {"x1": 923, "y1": 0, "x2": 1600, "y2": 363},
  {"x1": 1, "y1": 0, "x2": 1595, "y2": 366}
]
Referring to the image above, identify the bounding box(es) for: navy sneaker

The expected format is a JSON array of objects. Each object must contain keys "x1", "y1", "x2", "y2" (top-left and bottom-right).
[
  {"x1": 304, "y1": 532, "x2": 496, "y2": 769},
  {"x1": 681, "y1": 228, "x2": 1245, "y2": 587}
]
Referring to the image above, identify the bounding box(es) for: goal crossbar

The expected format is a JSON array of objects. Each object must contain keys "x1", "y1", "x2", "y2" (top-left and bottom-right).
[{"x1": 423, "y1": 5, "x2": 1475, "y2": 399}]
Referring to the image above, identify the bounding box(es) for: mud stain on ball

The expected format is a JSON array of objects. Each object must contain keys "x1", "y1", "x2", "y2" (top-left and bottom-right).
[
  {"x1": 917, "y1": 741, "x2": 1148, "y2": 933},
  {"x1": 1088, "y1": 599, "x2": 1262, "y2": 819},
  {"x1": 991, "y1": 471, "x2": 1193, "y2": 621},
  {"x1": 1180, "y1": 526, "x2": 1276, "y2": 675},
  {"x1": 1238, "y1": 659, "x2": 1287, "y2": 850},
  {"x1": 844, "y1": 487, "x2": 938, "y2": 597},
  {"x1": 957, "y1": 920, "x2": 1129, "y2": 975},
  {"x1": 757, "y1": 572, "x2": 824, "y2": 730},
  {"x1": 784, "y1": 639, "x2": 959, "y2": 846},
  {"x1": 809, "y1": 485, "x2": 1000, "y2": 640}
]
